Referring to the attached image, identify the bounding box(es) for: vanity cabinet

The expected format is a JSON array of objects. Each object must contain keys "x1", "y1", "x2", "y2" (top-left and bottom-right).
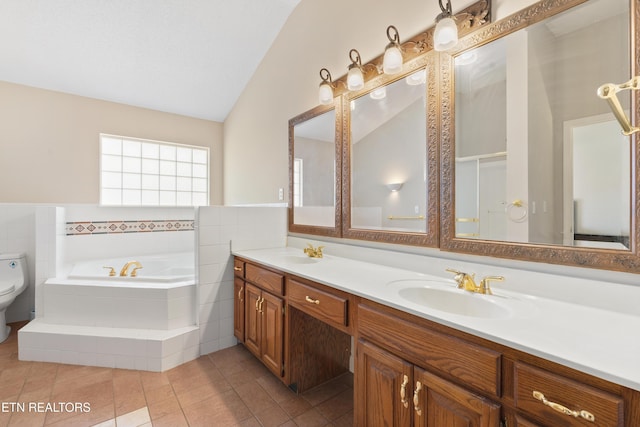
[
  {"x1": 240, "y1": 262, "x2": 285, "y2": 378},
  {"x1": 233, "y1": 256, "x2": 639, "y2": 426},
  {"x1": 233, "y1": 259, "x2": 245, "y2": 342},
  {"x1": 356, "y1": 340, "x2": 500, "y2": 427},
  {"x1": 356, "y1": 303, "x2": 501, "y2": 427}
]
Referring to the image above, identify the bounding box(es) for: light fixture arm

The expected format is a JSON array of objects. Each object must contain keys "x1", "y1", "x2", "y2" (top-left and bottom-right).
[
  {"x1": 386, "y1": 25, "x2": 400, "y2": 47},
  {"x1": 349, "y1": 49, "x2": 363, "y2": 70},
  {"x1": 319, "y1": 68, "x2": 333, "y2": 86},
  {"x1": 438, "y1": 0, "x2": 453, "y2": 17}
]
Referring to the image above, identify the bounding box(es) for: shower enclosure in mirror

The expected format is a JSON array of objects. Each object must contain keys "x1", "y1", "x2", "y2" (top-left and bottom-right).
[
  {"x1": 288, "y1": 101, "x2": 342, "y2": 237},
  {"x1": 441, "y1": 0, "x2": 640, "y2": 271},
  {"x1": 343, "y1": 58, "x2": 439, "y2": 246}
]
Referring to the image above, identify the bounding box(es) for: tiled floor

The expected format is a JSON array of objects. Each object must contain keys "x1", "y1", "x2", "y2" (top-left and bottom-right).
[{"x1": 0, "y1": 322, "x2": 354, "y2": 427}]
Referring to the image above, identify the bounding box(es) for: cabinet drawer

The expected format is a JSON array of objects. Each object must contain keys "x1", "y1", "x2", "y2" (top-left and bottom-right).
[
  {"x1": 245, "y1": 263, "x2": 284, "y2": 295},
  {"x1": 287, "y1": 279, "x2": 348, "y2": 328},
  {"x1": 514, "y1": 362, "x2": 623, "y2": 427},
  {"x1": 233, "y1": 259, "x2": 245, "y2": 278},
  {"x1": 358, "y1": 304, "x2": 501, "y2": 397}
]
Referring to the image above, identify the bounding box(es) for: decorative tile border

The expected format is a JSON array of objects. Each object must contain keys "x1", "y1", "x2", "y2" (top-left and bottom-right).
[{"x1": 66, "y1": 219, "x2": 194, "y2": 236}]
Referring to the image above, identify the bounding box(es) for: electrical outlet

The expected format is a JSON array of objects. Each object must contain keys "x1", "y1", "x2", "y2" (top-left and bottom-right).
[{"x1": 278, "y1": 188, "x2": 284, "y2": 201}]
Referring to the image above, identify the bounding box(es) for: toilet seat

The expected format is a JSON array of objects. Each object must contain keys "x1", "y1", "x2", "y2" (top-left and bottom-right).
[{"x1": 0, "y1": 284, "x2": 15, "y2": 297}]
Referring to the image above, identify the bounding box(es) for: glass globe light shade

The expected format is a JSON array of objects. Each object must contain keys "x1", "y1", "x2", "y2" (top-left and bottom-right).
[
  {"x1": 347, "y1": 66, "x2": 364, "y2": 91},
  {"x1": 434, "y1": 16, "x2": 458, "y2": 51},
  {"x1": 318, "y1": 83, "x2": 334, "y2": 105},
  {"x1": 383, "y1": 45, "x2": 403, "y2": 75}
]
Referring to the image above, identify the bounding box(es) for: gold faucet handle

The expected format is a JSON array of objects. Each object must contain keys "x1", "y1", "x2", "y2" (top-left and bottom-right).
[
  {"x1": 446, "y1": 268, "x2": 475, "y2": 289},
  {"x1": 479, "y1": 276, "x2": 504, "y2": 295},
  {"x1": 103, "y1": 266, "x2": 116, "y2": 277},
  {"x1": 316, "y1": 246, "x2": 324, "y2": 258},
  {"x1": 130, "y1": 266, "x2": 143, "y2": 277}
]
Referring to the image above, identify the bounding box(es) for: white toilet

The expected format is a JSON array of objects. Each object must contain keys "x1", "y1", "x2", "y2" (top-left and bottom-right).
[{"x1": 0, "y1": 253, "x2": 28, "y2": 343}]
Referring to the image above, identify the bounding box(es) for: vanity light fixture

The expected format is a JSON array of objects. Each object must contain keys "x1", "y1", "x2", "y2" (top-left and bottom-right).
[
  {"x1": 318, "y1": 68, "x2": 335, "y2": 105},
  {"x1": 456, "y1": 50, "x2": 477, "y2": 66},
  {"x1": 383, "y1": 25, "x2": 404, "y2": 75},
  {"x1": 434, "y1": 0, "x2": 459, "y2": 51},
  {"x1": 347, "y1": 49, "x2": 365, "y2": 91}
]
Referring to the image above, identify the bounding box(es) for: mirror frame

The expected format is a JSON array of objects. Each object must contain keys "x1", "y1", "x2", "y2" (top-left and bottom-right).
[
  {"x1": 342, "y1": 53, "x2": 440, "y2": 247},
  {"x1": 440, "y1": 0, "x2": 640, "y2": 272},
  {"x1": 288, "y1": 99, "x2": 343, "y2": 238}
]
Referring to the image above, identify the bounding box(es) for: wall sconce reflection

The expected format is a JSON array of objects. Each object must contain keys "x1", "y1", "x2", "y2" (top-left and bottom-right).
[{"x1": 386, "y1": 182, "x2": 403, "y2": 192}]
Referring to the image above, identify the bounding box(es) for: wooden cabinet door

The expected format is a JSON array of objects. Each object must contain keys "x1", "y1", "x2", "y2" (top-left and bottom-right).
[
  {"x1": 233, "y1": 278, "x2": 245, "y2": 342},
  {"x1": 413, "y1": 367, "x2": 500, "y2": 427},
  {"x1": 244, "y1": 283, "x2": 262, "y2": 358},
  {"x1": 355, "y1": 340, "x2": 412, "y2": 427},
  {"x1": 260, "y1": 291, "x2": 284, "y2": 377}
]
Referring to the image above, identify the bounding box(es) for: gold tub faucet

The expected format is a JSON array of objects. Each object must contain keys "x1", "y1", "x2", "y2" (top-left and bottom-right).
[{"x1": 120, "y1": 260, "x2": 143, "y2": 277}]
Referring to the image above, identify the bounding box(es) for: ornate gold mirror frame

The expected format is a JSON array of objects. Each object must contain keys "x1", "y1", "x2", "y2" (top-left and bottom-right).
[
  {"x1": 341, "y1": 53, "x2": 440, "y2": 246},
  {"x1": 288, "y1": 99, "x2": 343, "y2": 238},
  {"x1": 440, "y1": 0, "x2": 640, "y2": 272}
]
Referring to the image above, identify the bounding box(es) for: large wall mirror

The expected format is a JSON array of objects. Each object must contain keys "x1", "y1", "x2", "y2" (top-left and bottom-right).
[
  {"x1": 441, "y1": 0, "x2": 640, "y2": 271},
  {"x1": 288, "y1": 101, "x2": 342, "y2": 237},
  {"x1": 343, "y1": 55, "x2": 439, "y2": 246}
]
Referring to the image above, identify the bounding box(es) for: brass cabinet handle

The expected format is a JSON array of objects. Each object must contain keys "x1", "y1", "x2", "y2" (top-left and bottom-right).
[
  {"x1": 238, "y1": 286, "x2": 243, "y2": 302},
  {"x1": 533, "y1": 391, "x2": 595, "y2": 422},
  {"x1": 413, "y1": 381, "x2": 423, "y2": 416},
  {"x1": 255, "y1": 296, "x2": 261, "y2": 312},
  {"x1": 305, "y1": 296, "x2": 320, "y2": 305},
  {"x1": 234, "y1": 266, "x2": 242, "y2": 271},
  {"x1": 258, "y1": 297, "x2": 265, "y2": 314},
  {"x1": 400, "y1": 375, "x2": 409, "y2": 408}
]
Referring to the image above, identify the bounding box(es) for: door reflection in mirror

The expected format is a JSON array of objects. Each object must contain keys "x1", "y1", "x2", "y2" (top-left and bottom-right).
[{"x1": 454, "y1": 0, "x2": 631, "y2": 249}]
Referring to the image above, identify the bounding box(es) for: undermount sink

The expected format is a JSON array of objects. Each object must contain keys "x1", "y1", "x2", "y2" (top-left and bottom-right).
[
  {"x1": 284, "y1": 255, "x2": 322, "y2": 264},
  {"x1": 397, "y1": 286, "x2": 512, "y2": 319}
]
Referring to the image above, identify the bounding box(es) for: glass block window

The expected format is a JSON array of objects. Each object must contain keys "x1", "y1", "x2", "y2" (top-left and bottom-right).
[
  {"x1": 100, "y1": 134, "x2": 209, "y2": 206},
  {"x1": 293, "y1": 158, "x2": 303, "y2": 207}
]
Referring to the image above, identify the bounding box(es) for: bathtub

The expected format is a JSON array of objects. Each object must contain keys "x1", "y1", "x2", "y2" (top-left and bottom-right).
[
  {"x1": 43, "y1": 252, "x2": 196, "y2": 329},
  {"x1": 66, "y1": 252, "x2": 195, "y2": 284},
  {"x1": 21, "y1": 252, "x2": 200, "y2": 371}
]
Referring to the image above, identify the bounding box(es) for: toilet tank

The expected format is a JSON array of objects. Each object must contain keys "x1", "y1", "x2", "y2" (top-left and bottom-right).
[{"x1": 0, "y1": 253, "x2": 27, "y2": 289}]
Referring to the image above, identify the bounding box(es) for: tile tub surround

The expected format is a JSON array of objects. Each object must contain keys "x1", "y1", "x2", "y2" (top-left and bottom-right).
[
  {"x1": 196, "y1": 206, "x2": 287, "y2": 356},
  {"x1": 232, "y1": 244, "x2": 640, "y2": 393},
  {"x1": 1, "y1": 322, "x2": 354, "y2": 427}
]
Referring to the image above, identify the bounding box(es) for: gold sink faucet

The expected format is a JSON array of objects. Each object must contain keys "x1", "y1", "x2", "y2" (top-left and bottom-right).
[
  {"x1": 120, "y1": 260, "x2": 143, "y2": 277},
  {"x1": 303, "y1": 243, "x2": 324, "y2": 258},
  {"x1": 446, "y1": 269, "x2": 504, "y2": 295}
]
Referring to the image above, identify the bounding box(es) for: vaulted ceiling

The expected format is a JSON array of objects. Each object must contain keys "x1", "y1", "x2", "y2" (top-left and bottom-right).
[{"x1": 0, "y1": 0, "x2": 300, "y2": 121}]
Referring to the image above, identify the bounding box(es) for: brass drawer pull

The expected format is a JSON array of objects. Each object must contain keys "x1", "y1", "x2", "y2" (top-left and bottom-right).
[
  {"x1": 533, "y1": 391, "x2": 595, "y2": 422},
  {"x1": 234, "y1": 266, "x2": 243, "y2": 271},
  {"x1": 305, "y1": 296, "x2": 320, "y2": 305},
  {"x1": 255, "y1": 296, "x2": 261, "y2": 312},
  {"x1": 258, "y1": 297, "x2": 265, "y2": 314},
  {"x1": 400, "y1": 375, "x2": 409, "y2": 408},
  {"x1": 413, "y1": 381, "x2": 423, "y2": 416},
  {"x1": 238, "y1": 286, "x2": 243, "y2": 302}
]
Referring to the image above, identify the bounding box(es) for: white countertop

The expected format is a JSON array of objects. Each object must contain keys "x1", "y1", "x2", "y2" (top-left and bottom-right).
[{"x1": 233, "y1": 246, "x2": 640, "y2": 392}]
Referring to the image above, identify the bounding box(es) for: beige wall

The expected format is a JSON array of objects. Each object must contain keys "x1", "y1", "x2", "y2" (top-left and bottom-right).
[
  {"x1": 223, "y1": 0, "x2": 538, "y2": 205},
  {"x1": 0, "y1": 81, "x2": 223, "y2": 204}
]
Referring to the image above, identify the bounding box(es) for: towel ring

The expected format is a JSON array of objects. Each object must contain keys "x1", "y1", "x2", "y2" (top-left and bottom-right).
[{"x1": 506, "y1": 199, "x2": 528, "y2": 223}]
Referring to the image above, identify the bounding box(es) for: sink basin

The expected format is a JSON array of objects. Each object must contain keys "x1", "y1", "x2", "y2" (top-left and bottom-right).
[
  {"x1": 284, "y1": 255, "x2": 322, "y2": 265},
  {"x1": 397, "y1": 286, "x2": 512, "y2": 319}
]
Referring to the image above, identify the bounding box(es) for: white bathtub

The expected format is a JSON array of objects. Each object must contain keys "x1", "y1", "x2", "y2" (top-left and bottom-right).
[
  {"x1": 66, "y1": 252, "x2": 195, "y2": 284},
  {"x1": 43, "y1": 252, "x2": 196, "y2": 330},
  {"x1": 22, "y1": 252, "x2": 200, "y2": 371}
]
